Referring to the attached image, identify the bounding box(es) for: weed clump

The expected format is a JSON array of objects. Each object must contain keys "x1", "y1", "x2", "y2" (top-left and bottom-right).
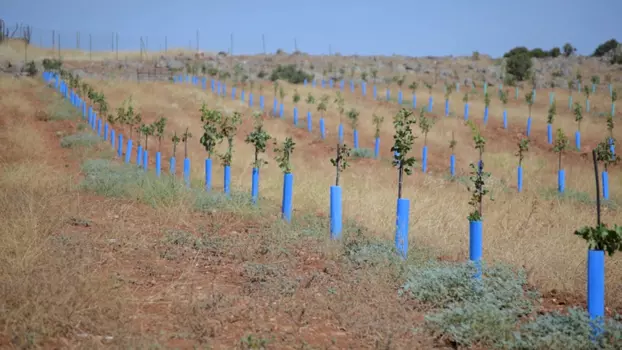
[
  {"x1": 350, "y1": 148, "x2": 374, "y2": 159},
  {"x1": 509, "y1": 308, "x2": 622, "y2": 349},
  {"x1": 60, "y1": 132, "x2": 101, "y2": 148}
]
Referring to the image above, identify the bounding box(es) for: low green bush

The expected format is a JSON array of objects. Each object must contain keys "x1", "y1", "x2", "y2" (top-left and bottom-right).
[
  {"x1": 60, "y1": 132, "x2": 101, "y2": 148},
  {"x1": 351, "y1": 148, "x2": 374, "y2": 159}
]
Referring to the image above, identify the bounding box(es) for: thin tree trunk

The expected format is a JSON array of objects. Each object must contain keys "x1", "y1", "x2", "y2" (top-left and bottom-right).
[{"x1": 397, "y1": 165, "x2": 404, "y2": 199}]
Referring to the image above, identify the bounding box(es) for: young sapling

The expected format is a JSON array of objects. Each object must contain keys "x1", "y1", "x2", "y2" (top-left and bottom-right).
[
  {"x1": 171, "y1": 131, "x2": 180, "y2": 159},
  {"x1": 330, "y1": 143, "x2": 351, "y2": 187},
  {"x1": 153, "y1": 116, "x2": 167, "y2": 152},
  {"x1": 573, "y1": 102, "x2": 583, "y2": 132},
  {"x1": 409, "y1": 81, "x2": 418, "y2": 97},
  {"x1": 444, "y1": 83, "x2": 453, "y2": 107},
  {"x1": 199, "y1": 103, "x2": 223, "y2": 159},
  {"x1": 306, "y1": 93, "x2": 315, "y2": 114},
  {"x1": 573, "y1": 151, "x2": 622, "y2": 256},
  {"x1": 424, "y1": 82, "x2": 433, "y2": 97},
  {"x1": 516, "y1": 138, "x2": 530, "y2": 168},
  {"x1": 466, "y1": 120, "x2": 492, "y2": 222},
  {"x1": 139, "y1": 123, "x2": 155, "y2": 150},
  {"x1": 274, "y1": 137, "x2": 296, "y2": 174},
  {"x1": 334, "y1": 92, "x2": 345, "y2": 125},
  {"x1": 245, "y1": 111, "x2": 272, "y2": 168},
  {"x1": 317, "y1": 94, "x2": 329, "y2": 120},
  {"x1": 499, "y1": 89, "x2": 508, "y2": 107},
  {"x1": 525, "y1": 91, "x2": 534, "y2": 118},
  {"x1": 418, "y1": 108, "x2": 433, "y2": 146},
  {"x1": 595, "y1": 138, "x2": 620, "y2": 173},
  {"x1": 346, "y1": 108, "x2": 360, "y2": 132},
  {"x1": 372, "y1": 113, "x2": 384, "y2": 140},
  {"x1": 553, "y1": 128, "x2": 569, "y2": 172},
  {"x1": 583, "y1": 84, "x2": 591, "y2": 109},
  {"x1": 279, "y1": 86, "x2": 286, "y2": 102},
  {"x1": 218, "y1": 111, "x2": 242, "y2": 167},
  {"x1": 391, "y1": 108, "x2": 418, "y2": 199},
  {"x1": 292, "y1": 89, "x2": 300, "y2": 108},
  {"x1": 182, "y1": 127, "x2": 192, "y2": 159},
  {"x1": 449, "y1": 131, "x2": 457, "y2": 155}
]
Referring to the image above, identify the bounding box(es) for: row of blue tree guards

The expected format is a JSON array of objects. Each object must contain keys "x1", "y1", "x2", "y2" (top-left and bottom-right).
[
  {"x1": 46, "y1": 71, "x2": 611, "y2": 339},
  {"x1": 177, "y1": 75, "x2": 617, "y2": 202},
  {"x1": 44, "y1": 72, "x2": 296, "y2": 222}
]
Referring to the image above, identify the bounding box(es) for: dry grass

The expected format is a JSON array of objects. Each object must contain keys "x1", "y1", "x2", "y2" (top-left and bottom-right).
[
  {"x1": 82, "y1": 73, "x2": 622, "y2": 309},
  {"x1": 0, "y1": 38, "x2": 205, "y2": 63}
]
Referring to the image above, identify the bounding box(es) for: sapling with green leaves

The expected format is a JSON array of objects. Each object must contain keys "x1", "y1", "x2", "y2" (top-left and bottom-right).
[
  {"x1": 525, "y1": 91, "x2": 534, "y2": 118},
  {"x1": 334, "y1": 92, "x2": 345, "y2": 125},
  {"x1": 373, "y1": 113, "x2": 384, "y2": 140},
  {"x1": 279, "y1": 86, "x2": 286, "y2": 101},
  {"x1": 466, "y1": 120, "x2": 492, "y2": 222},
  {"x1": 445, "y1": 83, "x2": 454, "y2": 114},
  {"x1": 418, "y1": 108, "x2": 433, "y2": 146},
  {"x1": 553, "y1": 128, "x2": 569, "y2": 172},
  {"x1": 395, "y1": 75, "x2": 405, "y2": 91},
  {"x1": 449, "y1": 131, "x2": 457, "y2": 156},
  {"x1": 516, "y1": 138, "x2": 530, "y2": 168},
  {"x1": 583, "y1": 85, "x2": 591, "y2": 110},
  {"x1": 500, "y1": 89, "x2": 508, "y2": 109},
  {"x1": 117, "y1": 97, "x2": 141, "y2": 140},
  {"x1": 607, "y1": 114, "x2": 615, "y2": 146},
  {"x1": 139, "y1": 123, "x2": 155, "y2": 150},
  {"x1": 391, "y1": 108, "x2": 418, "y2": 199},
  {"x1": 245, "y1": 111, "x2": 272, "y2": 169},
  {"x1": 218, "y1": 111, "x2": 242, "y2": 167},
  {"x1": 346, "y1": 108, "x2": 360, "y2": 132},
  {"x1": 591, "y1": 75, "x2": 600, "y2": 89},
  {"x1": 153, "y1": 116, "x2": 167, "y2": 152},
  {"x1": 292, "y1": 89, "x2": 300, "y2": 108},
  {"x1": 273, "y1": 81, "x2": 279, "y2": 98},
  {"x1": 199, "y1": 103, "x2": 223, "y2": 160},
  {"x1": 573, "y1": 102, "x2": 583, "y2": 132},
  {"x1": 424, "y1": 82, "x2": 433, "y2": 98},
  {"x1": 463, "y1": 91, "x2": 470, "y2": 105},
  {"x1": 573, "y1": 151, "x2": 622, "y2": 256},
  {"x1": 274, "y1": 137, "x2": 296, "y2": 174},
  {"x1": 171, "y1": 131, "x2": 180, "y2": 159},
  {"x1": 330, "y1": 143, "x2": 351, "y2": 187},
  {"x1": 306, "y1": 93, "x2": 315, "y2": 114},
  {"x1": 182, "y1": 127, "x2": 192, "y2": 159},
  {"x1": 409, "y1": 81, "x2": 418, "y2": 97},
  {"x1": 595, "y1": 138, "x2": 620, "y2": 173},
  {"x1": 317, "y1": 94, "x2": 329, "y2": 120}
]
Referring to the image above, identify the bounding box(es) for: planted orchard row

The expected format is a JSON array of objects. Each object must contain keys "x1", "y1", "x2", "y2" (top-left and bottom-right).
[
  {"x1": 44, "y1": 71, "x2": 622, "y2": 339},
  {"x1": 177, "y1": 75, "x2": 620, "y2": 201}
]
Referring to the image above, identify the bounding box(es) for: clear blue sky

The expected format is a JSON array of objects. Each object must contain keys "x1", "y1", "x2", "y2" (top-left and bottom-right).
[{"x1": 4, "y1": 0, "x2": 621, "y2": 57}]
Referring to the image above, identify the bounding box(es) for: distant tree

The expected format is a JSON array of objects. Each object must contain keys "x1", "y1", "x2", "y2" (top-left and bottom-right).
[
  {"x1": 530, "y1": 48, "x2": 547, "y2": 58},
  {"x1": 549, "y1": 47, "x2": 561, "y2": 58},
  {"x1": 505, "y1": 50, "x2": 533, "y2": 81},
  {"x1": 563, "y1": 43, "x2": 576, "y2": 57},
  {"x1": 503, "y1": 46, "x2": 530, "y2": 58},
  {"x1": 592, "y1": 39, "x2": 619, "y2": 57}
]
